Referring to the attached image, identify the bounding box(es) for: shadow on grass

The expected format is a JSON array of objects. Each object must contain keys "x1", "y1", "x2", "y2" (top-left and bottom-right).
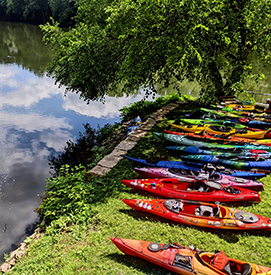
[
  {"x1": 107, "y1": 253, "x2": 174, "y2": 275},
  {"x1": 120, "y1": 208, "x2": 271, "y2": 243}
]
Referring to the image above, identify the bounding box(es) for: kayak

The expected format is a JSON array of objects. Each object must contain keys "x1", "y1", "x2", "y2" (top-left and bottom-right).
[
  {"x1": 154, "y1": 132, "x2": 271, "y2": 151},
  {"x1": 123, "y1": 198, "x2": 271, "y2": 231},
  {"x1": 122, "y1": 178, "x2": 261, "y2": 202},
  {"x1": 111, "y1": 237, "x2": 271, "y2": 275},
  {"x1": 124, "y1": 156, "x2": 267, "y2": 180},
  {"x1": 200, "y1": 107, "x2": 242, "y2": 118},
  {"x1": 126, "y1": 116, "x2": 142, "y2": 137},
  {"x1": 201, "y1": 107, "x2": 271, "y2": 121},
  {"x1": 164, "y1": 129, "x2": 271, "y2": 147},
  {"x1": 223, "y1": 103, "x2": 256, "y2": 111},
  {"x1": 180, "y1": 117, "x2": 271, "y2": 129},
  {"x1": 237, "y1": 117, "x2": 271, "y2": 129},
  {"x1": 212, "y1": 104, "x2": 270, "y2": 117},
  {"x1": 168, "y1": 124, "x2": 266, "y2": 139},
  {"x1": 166, "y1": 145, "x2": 271, "y2": 158},
  {"x1": 134, "y1": 167, "x2": 264, "y2": 191},
  {"x1": 179, "y1": 118, "x2": 246, "y2": 129},
  {"x1": 213, "y1": 104, "x2": 256, "y2": 112},
  {"x1": 179, "y1": 154, "x2": 271, "y2": 171}
]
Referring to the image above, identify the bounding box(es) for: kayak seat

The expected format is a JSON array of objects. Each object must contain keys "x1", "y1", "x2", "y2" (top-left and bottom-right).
[
  {"x1": 235, "y1": 128, "x2": 248, "y2": 134},
  {"x1": 173, "y1": 254, "x2": 192, "y2": 271},
  {"x1": 223, "y1": 261, "x2": 232, "y2": 275},
  {"x1": 232, "y1": 263, "x2": 252, "y2": 275},
  {"x1": 210, "y1": 126, "x2": 231, "y2": 133},
  {"x1": 164, "y1": 200, "x2": 184, "y2": 214},
  {"x1": 240, "y1": 263, "x2": 252, "y2": 275},
  {"x1": 198, "y1": 205, "x2": 214, "y2": 217},
  {"x1": 223, "y1": 186, "x2": 238, "y2": 194}
]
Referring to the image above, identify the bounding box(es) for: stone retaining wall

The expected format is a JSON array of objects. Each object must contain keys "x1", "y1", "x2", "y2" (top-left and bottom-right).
[{"x1": 88, "y1": 101, "x2": 185, "y2": 177}]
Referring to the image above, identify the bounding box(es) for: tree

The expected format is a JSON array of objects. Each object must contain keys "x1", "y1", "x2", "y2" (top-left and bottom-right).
[
  {"x1": 41, "y1": 0, "x2": 271, "y2": 102},
  {"x1": 48, "y1": 0, "x2": 76, "y2": 25}
]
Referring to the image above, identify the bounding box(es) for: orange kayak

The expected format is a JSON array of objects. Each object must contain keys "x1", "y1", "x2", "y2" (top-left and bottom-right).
[
  {"x1": 123, "y1": 198, "x2": 271, "y2": 231},
  {"x1": 111, "y1": 237, "x2": 271, "y2": 275}
]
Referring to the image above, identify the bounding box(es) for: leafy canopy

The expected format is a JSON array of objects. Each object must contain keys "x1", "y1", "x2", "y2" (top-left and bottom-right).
[{"x1": 41, "y1": 0, "x2": 271, "y2": 101}]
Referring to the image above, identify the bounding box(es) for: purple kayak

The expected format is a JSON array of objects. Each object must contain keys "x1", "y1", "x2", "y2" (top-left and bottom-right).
[{"x1": 134, "y1": 167, "x2": 264, "y2": 191}]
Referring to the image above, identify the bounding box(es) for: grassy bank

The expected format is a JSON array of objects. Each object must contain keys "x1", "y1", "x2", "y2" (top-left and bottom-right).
[{"x1": 6, "y1": 97, "x2": 271, "y2": 274}]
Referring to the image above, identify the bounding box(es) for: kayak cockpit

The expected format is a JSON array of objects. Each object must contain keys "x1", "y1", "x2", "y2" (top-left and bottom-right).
[
  {"x1": 199, "y1": 251, "x2": 253, "y2": 275},
  {"x1": 163, "y1": 199, "x2": 226, "y2": 218},
  {"x1": 172, "y1": 253, "x2": 193, "y2": 272}
]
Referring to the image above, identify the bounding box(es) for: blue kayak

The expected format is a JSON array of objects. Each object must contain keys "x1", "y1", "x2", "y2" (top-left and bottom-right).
[
  {"x1": 166, "y1": 145, "x2": 271, "y2": 158},
  {"x1": 126, "y1": 116, "x2": 142, "y2": 137},
  {"x1": 124, "y1": 156, "x2": 267, "y2": 180}
]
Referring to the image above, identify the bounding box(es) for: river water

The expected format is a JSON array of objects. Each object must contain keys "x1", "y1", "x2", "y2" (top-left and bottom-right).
[
  {"x1": 0, "y1": 21, "x2": 163, "y2": 262},
  {"x1": 0, "y1": 21, "x2": 271, "y2": 262}
]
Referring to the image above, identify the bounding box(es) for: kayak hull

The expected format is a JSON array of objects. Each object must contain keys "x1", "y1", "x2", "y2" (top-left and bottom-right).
[
  {"x1": 125, "y1": 156, "x2": 267, "y2": 180},
  {"x1": 134, "y1": 167, "x2": 264, "y2": 191},
  {"x1": 111, "y1": 237, "x2": 271, "y2": 275},
  {"x1": 165, "y1": 129, "x2": 271, "y2": 147},
  {"x1": 122, "y1": 178, "x2": 261, "y2": 202},
  {"x1": 123, "y1": 198, "x2": 271, "y2": 231},
  {"x1": 179, "y1": 154, "x2": 271, "y2": 171},
  {"x1": 169, "y1": 124, "x2": 266, "y2": 139},
  {"x1": 154, "y1": 131, "x2": 271, "y2": 151}
]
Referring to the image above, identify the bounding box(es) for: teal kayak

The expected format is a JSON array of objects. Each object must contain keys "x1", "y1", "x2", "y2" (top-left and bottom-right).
[
  {"x1": 166, "y1": 145, "x2": 271, "y2": 158},
  {"x1": 153, "y1": 132, "x2": 271, "y2": 151}
]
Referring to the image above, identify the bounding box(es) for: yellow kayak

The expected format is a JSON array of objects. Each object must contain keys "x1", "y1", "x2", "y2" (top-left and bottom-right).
[
  {"x1": 226, "y1": 103, "x2": 255, "y2": 111},
  {"x1": 170, "y1": 124, "x2": 267, "y2": 139}
]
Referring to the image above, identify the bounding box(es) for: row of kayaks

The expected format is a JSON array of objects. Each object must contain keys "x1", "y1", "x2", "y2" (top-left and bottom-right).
[{"x1": 111, "y1": 104, "x2": 271, "y2": 274}]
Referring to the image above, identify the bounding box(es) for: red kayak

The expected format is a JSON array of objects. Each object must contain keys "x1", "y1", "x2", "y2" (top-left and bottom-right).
[
  {"x1": 123, "y1": 198, "x2": 271, "y2": 231},
  {"x1": 111, "y1": 237, "x2": 271, "y2": 275},
  {"x1": 122, "y1": 178, "x2": 261, "y2": 202}
]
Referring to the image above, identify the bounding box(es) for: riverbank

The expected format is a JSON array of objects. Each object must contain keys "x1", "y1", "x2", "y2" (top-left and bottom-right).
[{"x1": 2, "y1": 96, "x2": 271, "y2": 274}]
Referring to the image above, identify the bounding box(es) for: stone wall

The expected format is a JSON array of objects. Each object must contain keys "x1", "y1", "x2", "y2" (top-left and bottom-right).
[{"x1": 88, "y1": 101, "x2": 185, "y2": 177}]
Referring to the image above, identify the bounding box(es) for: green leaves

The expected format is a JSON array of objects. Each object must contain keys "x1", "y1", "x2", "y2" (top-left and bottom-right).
[
  {"x1": 41, "y1": 0, "x2": 271, "y2": 101},
  {"x1": 38, "y1": 164, "x2": 94, "y2": 223}
]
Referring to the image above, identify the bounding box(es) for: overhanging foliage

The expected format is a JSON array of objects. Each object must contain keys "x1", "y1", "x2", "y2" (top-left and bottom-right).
[{"x1": 41, "y1": 0, "x2": 271, "y2": 101}]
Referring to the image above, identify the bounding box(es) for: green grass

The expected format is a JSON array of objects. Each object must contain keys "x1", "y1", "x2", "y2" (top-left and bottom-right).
[{"x1": 7, "y1": 100, "x2": 271, "y2": 274}]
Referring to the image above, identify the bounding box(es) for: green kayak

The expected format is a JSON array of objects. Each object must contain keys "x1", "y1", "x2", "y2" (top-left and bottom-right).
[
  {"x1": 200, "y1": 108, "x2": 241, "y2": 118},
  {"x1": 179, "y1": 118, "x2": 246, "y2": 129}
]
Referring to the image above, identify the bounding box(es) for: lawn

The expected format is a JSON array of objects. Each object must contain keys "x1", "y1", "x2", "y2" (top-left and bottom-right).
[{"x1": 7, "y1": 99, "x2": 271, "y2": 274}]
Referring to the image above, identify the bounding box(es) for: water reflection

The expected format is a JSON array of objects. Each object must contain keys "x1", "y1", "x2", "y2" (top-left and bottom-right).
[
  {"x1": 0, "y1": 21, "x2": 51, "y2": 75},
  {"x1": 0, "y1": 23, "x2": 152, "y2": 262}
]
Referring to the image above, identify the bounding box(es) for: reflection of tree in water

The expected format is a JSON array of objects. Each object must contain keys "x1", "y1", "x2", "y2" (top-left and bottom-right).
[
  {"x1": 0, "y1": 22, "x2": 52, "y2": 76},
  {"x1": 0, "y1": 221, "x2": 37, "y2": 263},
  {"x1": 243, "y1": 54, "x2": 271, "y2": 101}
]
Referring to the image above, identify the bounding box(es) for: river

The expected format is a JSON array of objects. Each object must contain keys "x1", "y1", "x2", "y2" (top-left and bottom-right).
[
  {"x1": 0, "y1": 21, "x2": 163, "y2": 262},
  {"x1": 0, "y1": 21, "x2": 271, "y2": 263}
]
